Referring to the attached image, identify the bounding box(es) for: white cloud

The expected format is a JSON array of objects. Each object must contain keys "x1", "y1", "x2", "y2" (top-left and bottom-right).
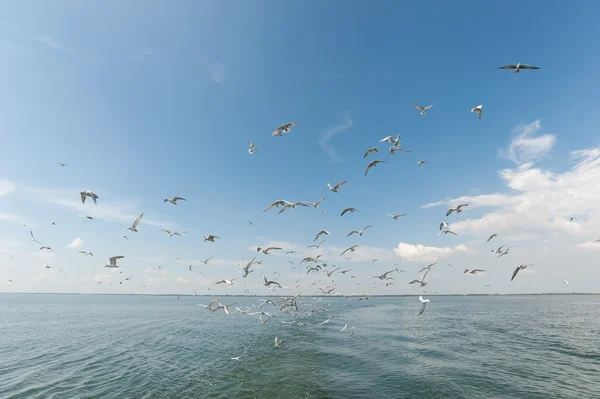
[
  {"x1": 34, "y1": 35, "x2": 66, "y2": 52},
  {"x1": 393, "y1": 242, "x2": 471, "y2": 262},
  {"x1": 212, "y1": 62, "x2": 227, "y2": 83},
  {"x1": 176, "y1": 277, "x2": 191, "y2": 284},
  {"x1": 318, "y1": 114, "x2": 353, "y2": 162},
  {"x1": 576, "y1": 241, "x2": 600, "y2": 250},
  {"x1": 499, "y1": 120, "x2": 556, "y2": 165},
  {"x1": 66, "y1": 237, "x2": 84, "y2": 249}
]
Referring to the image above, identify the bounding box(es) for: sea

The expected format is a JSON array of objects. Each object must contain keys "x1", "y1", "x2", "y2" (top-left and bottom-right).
[{"x1": 1, "y1": 294, "x2": 599, "y2": 399}]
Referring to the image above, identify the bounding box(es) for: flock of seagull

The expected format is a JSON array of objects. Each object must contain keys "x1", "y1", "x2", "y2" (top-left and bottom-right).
[{"x1": 8, "y1": 62, "x2": 568, "y2": 352}]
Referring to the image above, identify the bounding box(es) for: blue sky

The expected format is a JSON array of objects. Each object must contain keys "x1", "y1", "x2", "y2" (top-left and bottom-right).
[{"x1": 1, "y1": 1, "x2": 600, "y2": 295}]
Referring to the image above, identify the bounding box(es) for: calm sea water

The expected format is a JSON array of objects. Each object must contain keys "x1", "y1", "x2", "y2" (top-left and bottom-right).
[{"x1": 1, "y1": 294, "x2": 599, "y2": 399}]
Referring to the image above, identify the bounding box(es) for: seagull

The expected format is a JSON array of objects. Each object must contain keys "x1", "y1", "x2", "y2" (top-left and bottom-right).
[
  {"x1": 39, "y1": 246, "x2": 53, "y2": 252},
  {"x1": 441, "y1": 229, "x2": 458, "y2": 236},
  {"x1": 164, "y1": 196, "x2": 186, "y2": 205},
  {"x1": 215, "y1": 279, "x2": 235, "y2": 285},
  {"x1": 565, "y1": 280, "x2": 569, "y2": 285},
  {"x1": 57, "y1": 162, "x2": 68, "y2": 167},
  {"x1": 241, "y1": 259, "x2": 255, "y2": 278},
  {"x1": 364, "y1": 147, "x2": 379, "y2": 158},
  {"x1": 161, "y1": 229, "x2": 181, "y2": 237},
  {"x1": 248, "y1": 141, "x2": 258, "y2": 154},
  {"x1": 200, "y1": 256, "x2": 213, "y2": 264},
  {"x1": 492, "y1": 245, "x2": 506, "y2": 254},
  {"x1": 263, "y1": 275, "x2": 282, "y2": 288},
  {"x1": 373, "y1": 268, "x2": 399, "y2": 280},
  {"x1": 44, "y1": 263, "x2": 51, "y2": 269},
  {"x1": 30, "y1": 230, "x2": 42, "y2": 245},
  {"x1": 387, "y1": 213, "x2": 406, "y2": 220},
  {"x1": 279, "y1": 202, "x2": 309, "y2": 214},
  {"x1": 409, "y1": 269, "x2": 430, "y2": 287},
  {"x1": 314, "y1": 230, "x2": 330, "y2": 241},
  {"x1": 413, "y1": 103, "x2": 436, "y2": 115},
  {"x1": 307, "y1": 240, "x2": 326, "y2": 249},
  {"x1": 569, "y1": 217, "x2": 575, "y2": 222},
  {"x1": 340, "y1": 325, "x2": 348, "y2": 332},
  {"x1": 274, "y1": 335, "x2": 282, "y2": 347},
  {"x1": 123, "y1": 213, "x2": 144, "y2": 232},
  {"x1": 204, "y1": 235, "x2": 221, "y2": 242},
  {"x1": 498, "y1": 63, "x2": 540, "y2": 73},
  {"x1": 272, "y1": 122, "x2": 298, "y2": 137},
  {"x1": 105, "y1": 256, "x2": 124, "y2": 269},
  {"x1": 486, "y1": 233, "x2": 498, "y2": 243},
  {"x1": 471, "y1": 105, "x2": 483, "y2": 119},
  {"x1": 347, "y1": 225, "x2": 372, "y2": 237},
  {"x1": 365, "y1": 160, "x2": 385, "y2": 175},
  {"x1": 7, "y1": 279, "x2": 12, "y2": 284},
  {"x1": 340, "y1": 207, "x2": 359, "y2": 216},
  {"x1": 418, "y1": 160, "x2": 427, "y2": 167},
  {"x1": 446, "y1": 204, "x2": 469, "y2": 216},
  {"x1": 379, "y1": 134, "x2": 401, "y2": 146},
  {"x1": 389, "y1": 146, "x2": 411, "y2": 155},
  {"x1": 306, "y1": 197, "x2": 326, "y2": 209},
  {"x1": 463, "y1": 269, "x2": 486, "y2": 274},
  {"x1": 419, "y1": 263, "x2": 436, "y2": 272},
  {"x1": 121, "y1": 235, "x2": 128, "y2": 240},
  {"x1": 340, "y1": 245, "x2": 359, "y2": 256},
  {"x1": 257, "y1": 246, "x2": 281, "y2": 255},
  {"x1": 418, "y1": 295, "x2": 430, "y2": 315},
  {"x1": 263, "y1": 199, "x2": 293, "y2": 212},
  {"x1": 328, "y1": 180, "x2": 347, "y2": 193},
  {"x1": 497, "y1": 247, "x2": 511, "y2": 258},
  {"x1": 511, "y1": 264, "x2": 534, "y2": 281},
  {"x1": 79, "y1": 215, "x2": 95, "y2": 220},
  {"x1": 80, "y1": 191, "x2": 99, "y2": 205}
]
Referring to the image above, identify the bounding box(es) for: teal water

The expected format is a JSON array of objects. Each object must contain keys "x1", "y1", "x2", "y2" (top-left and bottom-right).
[{"x1": 1, "y1": 294, "x2": 599, "y2": 398}]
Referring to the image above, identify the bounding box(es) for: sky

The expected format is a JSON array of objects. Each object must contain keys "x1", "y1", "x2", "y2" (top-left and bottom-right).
[{"x1": 1, "y1": 1, "x2": 600, "y2": 296}]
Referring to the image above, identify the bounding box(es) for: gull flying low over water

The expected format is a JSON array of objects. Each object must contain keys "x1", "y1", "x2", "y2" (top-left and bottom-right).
[
  {"x1": 446, "y1": 204, "x2": 469, "y2": 216},
  {"x1": 340, "y1": 245, "x2": 359, "y2": 256},
  {"x1": 471, "y1": 105, "x2": 483, "y2": 119},
  {"x1": 271, "y1": 122, "x2": 298, "y2": 137},
  {"x1": 314, "y1": 230, "x2": 330, "y2": 241},
  {"x1": 418, "y1": 295, "x2": 430, "y2": 315},
  {"x1": 365, "y1": 160, "x2": 385, "y2": 175},
  {"x1": 105, "y1": 256, "x2": 124, "y2": 269},
  {"x1": 413, "y1": 103, "x2": 436, "y2": 115},
  {"x1": 80, "y1": 191, "x2": 99, "y2": 205},
  {"x1": 123, "y1": 213, "x2": 144, "y2": 232},
  {"x1": 248, "y1": 141, "x2": 258, "y2": 155},
  {"x1": 340, "y1": 207, "x2": 359, "y2": 216},
  {"x1": 418, "y1": 160, "x2": 427, "y2": 167},
  {"x1": 347, "y1": 225, "x2": 372, "y2": 237},
  {"x1": 204, "y1": 235, "x2": 221, "y2": 242},
  {"x1": 274, "y1": 335, "x2": 282, "y2": 348},
  {"x1": 328, "y1": 180, "x2": 347, "y2": 193},
  {"x1": 387, "y1": 213, "x2": 406, "y2": 220},
  {"x1": 486, "y1": 233, "x2": 498, "y2": 243},
  {"x1": 511, "y1": 264, "x2": 535, "y2": 281},
  {"x1": 164, "y1": 196, "x2": 186, "y2": 205},
  {"x1": 364, "y1": 147, "x2": 379, "y2": 158},
  {"x1": 498, "y1": 63, "x2": 540, "y2": 73}
]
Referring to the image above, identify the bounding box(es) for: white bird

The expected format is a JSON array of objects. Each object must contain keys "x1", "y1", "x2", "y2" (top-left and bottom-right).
[
  {"x1": 565, "y1": 280, "x2": 569, "y2": 285},
  {"x1": 121, "y1": 235, "x2": 128, "y2": 240},
  {"x1": 379, "y1": 134, "x2": 401, "y2": 146},
  {"x1": 263, "y1": 275, "x2": 282, "y2": 288},
  {"x1": 511, "y1": 264, "x2": 534, "y2": 281},
  {"x1": 200, "y1": 256, "x2": 213, "y2": 264},
  {"x1": 263, "y1": 199, "x2": 293, "y2": 212},
  {"x1": 161, "y1": 229, "x2": 181, "y2": 237},
  {"x1": 204, "y1": 235, "x2": 221, "y2": 242},
  {"x1": 486, "y1": 233, "x2": 498, "y2": 243},
  {"x1": 498, "y1": 63, "x2": 540, "y2": 73},
  {"x1": 365, "y1": 160, "x2": 385, "y2": 175},
  {"x1": 413, "y1": 103, "x2": 436, "y2": 115},
  {"x1": 215, "y1": 279, "x2": 235, "y2": 286},
  {"x1": 57, "y1": 162, "x2": 68, "y2": 167},
  {"x1": 274, "y1": 335, "x2": 282, "y2": 347},
  {"x1": 44, "y1": 263, "x2": 51, "y2": 269},
  {"x1": 340, "y1": 325, "x2": 348, "y2": 332},
  {"x1": 39, "y1": 246, "x2": 53, "y2": 252},
  {"x1": 271, "y1": 122, "x2": 298, "y2": 137},
  {"x1": 341, "y1": 207, "x2": 359, "y2": 216},
  {"x1": 78, "y1": 251, "x2": 93, "y2": 256},
  {"x1": 80, "y1": 191, "x2": 99, "y2": 205},
  {"x1": 230, "y1": 357, "x2": 241, "y2": 361},
  {"x1": 123, "y1": 213, "x2": 144, "y2": 232},
  {"x1": 387, "y1": 213, "x2": 406, "y2": 220},
  {"x1": 248, "y1": 141, "x2": 258, "y2": 154},
  {"x1": 364, "y1": 147, "x2": 379, "y2": 158},
  {"x1": 30, "y1": 230, "x2": 42, "y2": 245},
  {"x1": 7, "y1": 279, "x2": 12, "y2": 284},
  {"x1": 439, "y1": 222, "x2": 448, "y2": 231},
  {"x1": 305, "y1": 197, "x2": 326, "y2": 209},
  {"x1": 314, "y1": 230, "x2": 330, "y2": 241},
  {"x1": 471, "y1": 105, "x2": 483, "y2": 119},
  {"x1": 105, "y1": 256, "x2": 124, "y2": 268},
  {"x1": 279, "y1": 202, "x2": 309, "y2": 214},
  {"x1": 328, "y1": 180, "x2": 347, "y2": 193},
  {"x1": 418, "y1": 160, "x2": 427, "y2": 167},
  {"x1": 164, "y1": 196, "x2": 186, "y2": 204},
  {"x1": 79, "y1": 215, "x2": 95, "y2": 220},
  {"x1": 340, "y1": 245, "x2": 359, "y2": 256},
  {"x1": 257, "y1": 246, "x2": 281, "y2": 255},
  {"x1": 463, "y1": 269, "x2": 486, "y2": 275},
  {"x1": 389, "y1": 146, "x2": 411, "y2": 155},
  {"x1": 418, "y1": 295, "x2": 430, "y2": 315},
  {"x1": 446, "y1": 204, "x2": 469, "y2": 216},
  {"x1": 440, "y1": 229, "x2": 458, "y2": 236},
  {"x1": 347, "y1": 225, "x2": 372, "y2": 237}
]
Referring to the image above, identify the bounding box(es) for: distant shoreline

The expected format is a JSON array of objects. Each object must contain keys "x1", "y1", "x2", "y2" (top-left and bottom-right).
[{"x1": 0, "y1": 292, "x2": 598, "y2": 297}]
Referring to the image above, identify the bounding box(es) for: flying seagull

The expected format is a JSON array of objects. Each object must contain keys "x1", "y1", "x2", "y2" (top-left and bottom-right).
[
  {"x1": 365, "y1": 160, "x2": 385, "y2": 175},
  {"x1": 446, "y1": 204, "x2": 469, "y2": 216},
  {"x1": 241, "y1": 259, "x2": 255, "y2": 278},
  {"x1": 161, "y1": 229, "x2": 181, "y2": 237},
  {"x1": 263, "y1": 200, "x2": 292, "y2": 212},
  {"x1": 78, "y1": 251, "x2": 93, "y2": 256},
  {"x1": 498, "y1": 63, "x2": 540, "y2": 73},
  {"x1": 204, "y1": 235, "x2": 221, "y2": 242},
  {"x1": 257, "y1": 246, "x2": 282, "y2": 255},
  {"x1": 347, "y1": 225, "x2": 372, "y2": 237},
  {"x1": 306, "y1": 197, "x2": 326, "y2": 208},
  {"x1": 340, "y1": 207, "x2": 359, "y2": 216},
  {"x1": 364, "y1": 147, "x2": 379, "y2": 158},
  {"x1": 79, "y1": 215, "x2": 95, "y2": 220},
  {"x1": 418, "y1": 160, "x2": 427, "y2": 167},
  {"x1": 373, "y1": 268, "x2": 399, "y2": 280},
  {"x1": 121, "y1": 235, "x2": 128, "y2": 240},
  {"x1": 463, "y1": 269, "x2": 486, "y2": 274},
  {"x1": 486, "y1": 233, "x2": 498, "y2": 243},
  {"x1": 80, "y1": 191, "x2": 99, "y2": 205},
  {"x1": 215, "y1": 279, "x2": 235, "y2": 286},
  {"x1": 439, "y1": 222, "x2": 448, "y2": 231},
  {"x1": 30, "y1": 230, "x2": 42, "y2": 245},
  {"x1": 123, "y1": 213, "x2": 144, "y2": 232},
  {"x1": 418, "y1": 295, "x2": 430, "y2": 315},
  {"x1": 389, "y1": 146, "x2": 411, "y2": 155},
  {"x1": 471, "y1": 105, "x2": 483, "y2": 119},
  {"x1": 279, "y1": 202, "x2": 309, "y2": 214},
  {"x1": 314, "y1": 230, "x2": 330, "y2": 241},
  {"x1": 340, "y1": 245, "x2": 359, "y2": 256},
  {"x1": 200, "y1": 256, "x2": 213, "y2": 264},
  {"x1": 387, "y1": 213, "x2": 406, "y2": 220},
  {"x1": 263, "y1": 275, "x2": 282, "y2": 288},
  {"x1": 39, "y1": 246, "x2": 53, "y2": 252},
  {"x1": 105, "y1": 256, "x2": 124, "y2": 269},
  {"x1": 44, "y1": 263, "x2": 51, "y2": 269},
  {"x1": 271, "y1": 122, "x2": 298, "y2": 137},
  {"x1": 274, "y1": 335, "x2": 282, "y2": 347},
  {"x1": 379, "y1": 135, "x2": 401, "y2": 146},
  {"x1": 328, "y1": 180, "x2": 347, "y2": 193},
  {"x1": 248, "y1": 141, "x2": 258, "y2": 155},
  {"x1": 413, "y1": 103, "x2": 436, "y2": 115},
  {"x1": 164, "y1": 196, "x2": 186, "y2": 205},
  {"x1": 57, "y1": 162, "x2": 68, "y2": 167},
  {"x1": 511, "y1": 264, "x2": 535, "y2": 281}
]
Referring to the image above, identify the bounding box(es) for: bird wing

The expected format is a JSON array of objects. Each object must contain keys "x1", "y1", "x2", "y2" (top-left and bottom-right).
[
  {"x1": 347, "y1": 231, "x2": 358, "y2": 237},
  {"x1": 486, "y1": 234, "x2": 495, "y2": 243},
  {"x1": 132, "y1": 213, "x2": 144, "y2": 229},
  {"x1": 109, "y1": 256, "x2": 124, "y2": 265},
  {"x1": 439, "y1": 222, "x2": 447, "y2": 231},
  {"x1": 418, "y1": 301, "x2": 427, "y2": 315},
  {"x1": 413, "y1": 104, "x2": 425, "y2": 111},
  {"x1": 498, "y1": 64, "x2": 518, "y2": 69},
  {"x1": 519, "y1": 64, "x2": 540, "y2": 69},
  {"x1": 446, "y1": 209, "x2": 455, "y2": 216},
  {"x1": 80, "y1": 192, "x2": 86, "y2": 204},
  {"x1": 173, "y1": 197, "x2": 186, "y2": 202},
  {"x1": 380, "y1": 136, "x2": 393, "y2": 142},
  {"x1": 341, "y1": 208, "x2": 350, "y2": 216},
  {"x1": 334, "y1": 181, "x2": 347, "y2": 190},
  {"x1": 511, "y1": 267, "x2": 520, "y2": 281}
]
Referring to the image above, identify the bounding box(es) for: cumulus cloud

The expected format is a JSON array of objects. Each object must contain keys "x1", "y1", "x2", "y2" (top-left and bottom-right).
[
  {"x1": 499, "y1": 120, "x2": 556, "y2": 165},
  {"x1": 66, "y1": 237, "x2": 84, "y2": 249},
  {"x1": 318, "y1": 114, "x2": 353, "y2": 162},
  {"x1": 576, "y1": 241, "x2": 600, "y2": 251},
  {"x1": 393, "y1": 242, "x2": 471, "y2": 262}
]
